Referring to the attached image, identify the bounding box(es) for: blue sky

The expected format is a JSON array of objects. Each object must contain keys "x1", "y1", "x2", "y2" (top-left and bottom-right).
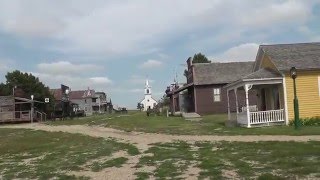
[{"x1": 0, "y1": 0, "x2": 319, "y2": 109}]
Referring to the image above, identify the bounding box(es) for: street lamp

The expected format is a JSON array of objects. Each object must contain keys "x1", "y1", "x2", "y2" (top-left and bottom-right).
[
  {"x1": 63, "y1": 88, "x2": 70, "y2": 119},
  {"x1": 290, "y1": 67, "x2": 300, "y2": 129},
  {"x1": 31, "y1": 95, "x2": 34, "y2": 123}
]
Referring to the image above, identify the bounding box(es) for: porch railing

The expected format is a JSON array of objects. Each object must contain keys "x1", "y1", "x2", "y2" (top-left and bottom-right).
[
  {"x1": 250, "y1": 109, "x2": 284, "y2": 124},
  {"x1": 0, "y1": 111, "x2": 31, "y2": 122}
]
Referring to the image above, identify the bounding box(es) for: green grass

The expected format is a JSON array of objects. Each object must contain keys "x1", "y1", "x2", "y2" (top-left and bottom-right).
[
  {"x1": 47, "y1": 112, "x2": 320, "y2": 135},
  {"x1": 1, "y1": 128, "x2": 320, "y2": 179},
  {"x1": 0, "y1": 128, "x2": 139, "y2": 179},
  {"x1": 136, "y1": 141, "x2": 320, "y2": 179},
  {"x1": 90, "y1": 157, "x2": 128, "y2": 172}
]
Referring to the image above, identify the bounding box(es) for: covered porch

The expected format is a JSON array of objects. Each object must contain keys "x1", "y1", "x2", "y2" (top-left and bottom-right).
[
  {"x1": 166, "y1": 83, "x2": 195, "y2": 115},
  {"x1": 225, "y1": 68, "x2": 288, "y2": 127}
]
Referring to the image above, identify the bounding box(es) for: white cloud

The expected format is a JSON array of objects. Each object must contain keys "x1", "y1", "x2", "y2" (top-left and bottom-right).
[
  {"x1": 211, "y1": 43, "x2": 260, "y2": 62},
  {"x1": 89, "y1": 77, "x2": 112, "y2": 85},
  {"x1": 128, "y1": 75, "x2": 154, "y2": 85},
  {"x1": 139, "y1": 60, "x2": 163, "y2": 69},
  {"x1": 0, "y1": 1, "x2": 316, "y2": 56},
  {"x1": 32, "y1": 72, "x2": 112, "y2": 91},
  {"x1": 237, "y1": 1, "x2": 311, "y2": 28},
  {"x1": 129, "y1": 89, "x2": 144, "y2": 93},
  {"x1": 297, "y1": 25, "x2": 320, "y2": 41},
  {"x1": 37, "y1": 61, "x2": 102, "y2": 75}
]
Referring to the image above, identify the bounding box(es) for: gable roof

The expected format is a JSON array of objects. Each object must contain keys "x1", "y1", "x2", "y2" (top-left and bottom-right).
[
  {"x1": 241, "y1": 68, "x2": 282, "y2": 80},
  {"x1": 193, "y1": 61, "x2": 254, "y2": 85},
  {"x1": 51, "y1": 89, "x2": 95, "y2": 100},
  {"x1": 260, "y1": 42, "x2": 320, "y2": 71}
]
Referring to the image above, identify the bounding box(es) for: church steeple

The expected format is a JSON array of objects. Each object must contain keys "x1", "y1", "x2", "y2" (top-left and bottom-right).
[
  {"x1": 145, "y1": 79, "x2": 151, "y2": 95},
  {"x1": 141, "y1": 78, "x2": 157, "y2": 111}
]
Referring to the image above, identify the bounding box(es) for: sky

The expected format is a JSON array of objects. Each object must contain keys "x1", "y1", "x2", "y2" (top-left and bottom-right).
[{"x1": 0, "y1": 0, "x2": 320, "y2": 109}]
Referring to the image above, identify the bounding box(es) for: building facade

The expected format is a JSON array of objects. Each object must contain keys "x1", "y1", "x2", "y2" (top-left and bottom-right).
[
  {"x1": 167, "y1": 58, "x2": 258, "y2": 115},
  {"x1": 140, "y1": 79, "x2": 158, "y2": 111}
]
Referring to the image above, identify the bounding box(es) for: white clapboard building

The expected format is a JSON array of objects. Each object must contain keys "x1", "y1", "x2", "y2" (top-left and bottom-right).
[{"x1": 140, "y1": 79, "x2": 157, "y2": 111}]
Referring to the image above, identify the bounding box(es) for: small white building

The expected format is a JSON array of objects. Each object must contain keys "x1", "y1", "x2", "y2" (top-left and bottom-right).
[{"x1": 140, "y1": 79, "x2": 158, "y2": 111}]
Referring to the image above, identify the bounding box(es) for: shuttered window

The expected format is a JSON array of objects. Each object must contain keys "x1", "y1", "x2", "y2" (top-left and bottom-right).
[{"x1": 213, "y1": 88, "x2": 221, "y2": 102}]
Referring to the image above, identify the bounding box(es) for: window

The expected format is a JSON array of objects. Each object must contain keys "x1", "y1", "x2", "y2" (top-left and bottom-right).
[
  {"x1": 92, "y1": 98, "x2": 96, "y2": 103},
  {"x1": 213, "y1": 88, "x2": 221, "y2": 102}
]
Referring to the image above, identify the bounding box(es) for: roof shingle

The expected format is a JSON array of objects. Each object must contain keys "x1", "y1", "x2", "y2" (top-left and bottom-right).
[
  {"x1": 261, "y1": 42, "x2": 320, "y2": 71},
  {"x1": 241, "y1": 68, "x2": 282, "y2": 80},
  {"x1": 193, "y1": 62, "x2": 254, "y2": 85}
]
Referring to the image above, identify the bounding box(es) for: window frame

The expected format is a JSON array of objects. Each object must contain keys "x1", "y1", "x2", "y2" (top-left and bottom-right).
[{"x1": 213, "y1": 88, "x2": 221, "y2": 102}]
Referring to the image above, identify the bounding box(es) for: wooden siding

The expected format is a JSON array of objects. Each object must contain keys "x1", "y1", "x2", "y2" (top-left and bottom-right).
[
  {"x1": 284, "y1": 71, "x2": 320, "y2": 120},
  {"x1": 260, "y1": 55, "x2": 278, "y2": 71},
  {"x1": 194, "y1": 85, "x2": 258, "y2": 115}
]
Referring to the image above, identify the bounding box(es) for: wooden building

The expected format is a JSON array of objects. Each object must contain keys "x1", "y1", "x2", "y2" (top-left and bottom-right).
[
  {"x1": 167, "y1": 58, "x2": 258, "y2": 115},
  {"x1": 226, "y1": 42, "x2": 320, "y2": 127}
]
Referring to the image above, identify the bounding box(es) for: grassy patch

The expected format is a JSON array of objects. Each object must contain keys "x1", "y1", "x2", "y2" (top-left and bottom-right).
[
  {"x1": 137, "y1": 141, "x2": 194, "y2": 179},
  {"x1": 135, "y1": 172, "x2": 150, "y2": 180},
  {"x1": 47, "y1": 112, "x2": 320, "y2": 135},
  {"x1": 137, "y1": 141, "x2": 320, "y2": 179},
  {"x1": 90, "y1": 157, "x2": 128, "y2": 172},
  {"x1": 0, "y1": 128, "x2": 139, "y2": 179}
]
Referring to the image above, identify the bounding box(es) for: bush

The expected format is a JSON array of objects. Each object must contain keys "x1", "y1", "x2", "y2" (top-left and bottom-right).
[{"x1": 289, "y1": 116, "x2": 320, "y2": 126}]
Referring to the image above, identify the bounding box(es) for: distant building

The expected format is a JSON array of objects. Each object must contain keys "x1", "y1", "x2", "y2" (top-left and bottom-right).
[
  {"x1": 51, "y1": 87, "x2": 111, "y2": 116},
  {"x1": 140, "y1": 79, "x2": 157, "y2": 111}
]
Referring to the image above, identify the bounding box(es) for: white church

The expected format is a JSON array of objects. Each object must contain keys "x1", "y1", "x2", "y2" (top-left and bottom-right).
[{"x1": 140, "y1": 79, "x2": 158, "y2": 111}]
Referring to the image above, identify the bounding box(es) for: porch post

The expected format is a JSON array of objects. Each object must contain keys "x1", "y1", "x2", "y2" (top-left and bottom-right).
[
  {"x1": 234, "y1": 88, "x2": 239, "y2": 114},
  {"x1": 245, "y1": 84, "x2": 251, "y2": 128},
  {"x1": 282, "y1": 77, "x2": 289, "y2": 125},
  {"x1": 227, "y1": 89, "x2": 231, "y2": 121}
]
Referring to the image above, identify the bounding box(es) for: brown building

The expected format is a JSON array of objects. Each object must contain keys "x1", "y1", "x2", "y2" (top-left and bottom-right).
[{"x1": 167, "y1": 58, "x2": 258, "y2": 115}]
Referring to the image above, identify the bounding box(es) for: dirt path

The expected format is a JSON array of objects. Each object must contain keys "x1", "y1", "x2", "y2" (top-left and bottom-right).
[
  {"x1": 2, "y1": 123, "x2": 320, "y2": 179},
  {"x1": 2, "y1": 123, "x2": 320, "y2": 151}
]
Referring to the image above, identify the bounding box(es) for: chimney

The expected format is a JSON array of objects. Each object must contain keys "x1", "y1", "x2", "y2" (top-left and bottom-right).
[{"x1": 186, "y1": 57, "x2": 192, "y2": 70}]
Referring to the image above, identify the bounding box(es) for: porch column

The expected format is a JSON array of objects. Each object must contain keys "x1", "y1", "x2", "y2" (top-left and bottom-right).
[
  {"x1": 227, "y1": 89, "x2": 230, "y2": 121},
  {"x1": 234, "y1": 88, "x2": 239, "y2": 114},
  {"x1": 245, "y1": 84, "x2": 252, "y2": 128}
]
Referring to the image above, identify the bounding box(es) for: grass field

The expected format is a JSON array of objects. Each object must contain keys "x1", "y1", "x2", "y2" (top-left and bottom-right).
[
  {"x1": 137, "y1": 141, "x2": 320, "y2": 179},
  {"x1": 47, "y1": 111, "x2": 320, "y2": 135},
  {"x1": 1, "y1": 129, "x2": 319, "y2": 179},
  {"x1": 0, "y1": 129, "x2": 139, "y2": 179}
]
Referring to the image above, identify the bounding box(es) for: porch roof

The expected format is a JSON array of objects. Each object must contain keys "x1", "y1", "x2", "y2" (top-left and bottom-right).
[
  {"x1": 168, "y1": 83, "x2": 194, "y2": 95},
  {"x1": 225, "y1": 68, "x2": 283, "y2": 90},
  {"x1": 14, "y1": 97, "x2": 45, "y2": 104}
]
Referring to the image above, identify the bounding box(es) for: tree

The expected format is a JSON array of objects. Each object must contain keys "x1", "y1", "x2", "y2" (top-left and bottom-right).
[
  {"x1": 158, "y1": 95, "x2": 170, "y2": 107},
  {"x1": 183, "y1": 53, "x2": 210, "y2": 79},
  {"x1": 137, "y1": 102, "x2": 144, "y2": 111},
  {"x1": 0, "y1": 70, "x2": 54, "y2": 109},
  {"x1": 192, "y1": 53, "x2": 210, "y2": 64}
]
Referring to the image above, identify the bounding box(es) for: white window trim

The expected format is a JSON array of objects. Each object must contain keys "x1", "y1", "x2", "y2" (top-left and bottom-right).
[{"x1": 213, "y1": 88, "x2": 221, "y2": 102}]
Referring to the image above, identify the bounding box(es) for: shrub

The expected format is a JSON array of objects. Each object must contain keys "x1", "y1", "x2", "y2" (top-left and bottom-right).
[{"x1": 289, "y1": 116, "x2": 320, "y2": 126}]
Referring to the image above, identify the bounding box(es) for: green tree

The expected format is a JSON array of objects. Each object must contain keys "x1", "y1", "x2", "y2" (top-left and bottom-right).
[
  {"x1": 159, "y1": 95, "x2": 170, "y2": 107},
  {"x1": 0, "y1": 70, "x2": 54, "y2": 109},
  {"x1": 192, "y1": 53, "x2": 210, "y2": 64},
  {"x1": 137, "y1": 102, "x2": 144, "y2": 111},
  {"x1": 184, "y1": 53, "x2": 210, "y2": 79}
]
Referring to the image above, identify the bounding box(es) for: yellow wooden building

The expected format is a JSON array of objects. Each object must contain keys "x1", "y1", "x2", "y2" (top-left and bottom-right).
[{"x1": 225, "y1": 42, "x2": 320, "y2": 127}]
